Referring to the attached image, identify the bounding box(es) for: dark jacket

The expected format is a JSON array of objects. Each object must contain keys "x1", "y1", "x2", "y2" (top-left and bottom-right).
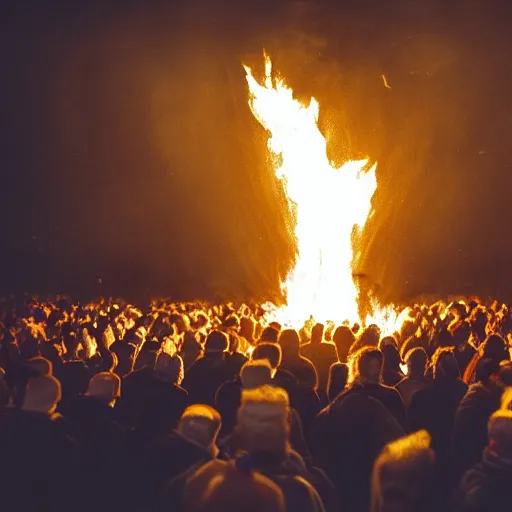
[
  {"x1": 453, "y1": 449, "x2": 512, "y2": 512},
  {"x1": 182, "y1": 352, "x2": 235, "y2": 406},
  {"x1": 0, "y1": 409, "x2": 91, "y2": 512},
  {"x1": 451, "y1": 382, "x2": 502, "y2": 481}
]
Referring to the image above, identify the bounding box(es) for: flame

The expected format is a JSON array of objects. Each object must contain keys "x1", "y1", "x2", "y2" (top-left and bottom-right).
[{"x1": 244, "y1": 54, "x2": 377, "y2": 328}]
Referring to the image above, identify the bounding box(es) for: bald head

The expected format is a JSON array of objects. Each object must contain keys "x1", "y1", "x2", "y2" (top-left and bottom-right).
[{"x1": 23, "y1": 375, "x2": 61, "y2": 414}]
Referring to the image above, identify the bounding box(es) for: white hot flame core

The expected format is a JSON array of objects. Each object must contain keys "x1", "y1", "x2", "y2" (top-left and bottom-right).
[{"x1": 245, "y1": 55, "x2": 379, "y2": 329}]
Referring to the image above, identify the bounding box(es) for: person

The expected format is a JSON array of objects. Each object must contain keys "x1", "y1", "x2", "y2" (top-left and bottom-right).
[
  {"x1": 115, "y1": 340, "x2": 160, "y2": 428},
  {"x1": 463, "y1": 334, "x2": 510, "y2": 385},
  {"x1": 183, "y1": 459, "x2": 286, "y2": 512},
  {"x1": 0, "y1": 375, "x2": 91, "y2": 512},
  {"x1": 226, "y1": 385, "x2": 329, "y2": 512},
  {"x1": 395, "y1": 348, "x2": 429, "y2": 409},
  {"x1": 379, "y1": 340, "x2": 404, "y2": 387},
  {"x1": 134, "y1": 352, "x2": 189, "y2": 439},
  {"x1": 315, "y1": 391, "x2": 404, "y2": 512},
  {"x1": 326, "y1": 362, "x2": 348, "y2": 402},
  {"x1": 215, "y1": 359, "x2": 273, "y2": 437},
  {"x1": 451, "y1": 358, "x2": 504, "y2": 482},
  {"x1": 144, "y1": 405, "x2": 222, "y2": 512},
  {"x1": 278, "y1": 329, "x2": 318, "y2": 390},
  {"x1": 409, "y1": 346, "x2": 467, "y2": 495},
  {"x1": 371, "y1": 430, "x2": 436, "y2": 512},
  {"x1": 183, "y1": 331, "x2": 235, "y2": 406},
  {"x1": 453, "y1": 391, "x2": 512, "y2": 512},
  {"x1": 301, "y1": 323, "x2": 337, "y2": 393},
  {"x1": 332, "y1": 325, "x2": 355, "y2": 364},
  {"x1": 277, "y1": 329, "x2": 321, "y2": 447},
  {"x1": 342, "y1": 346, "x2": 407, "y2": 429}
]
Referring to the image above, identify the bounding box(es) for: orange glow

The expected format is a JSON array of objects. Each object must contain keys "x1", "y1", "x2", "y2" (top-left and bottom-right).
[{"x1": 245, "y1": 54, "x2": 381, "y2": 328}]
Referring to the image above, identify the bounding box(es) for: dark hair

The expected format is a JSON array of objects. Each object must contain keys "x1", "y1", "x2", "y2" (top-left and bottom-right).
[
  {"x1": 328, "y1": 362, "x2": 348, "y2": 401},
  {"x1": 205, "y1": 331, "x2": 229, "y2": 353},
  {"x1": 432, "y1": 347, "x2": 460, "y2": 380},
  {"x1": 405, "y1": 347, "x2": 428, "y2": 378},
  {"x1": 278, "y1": 330, "x2": 300, "y2": 357},
  {"x1": 333, "y1": 325, "x2": 356, "y2": 363},
  {"x1": 252, "y1": 343, "x2": 282, "y2": 369},
  {"x1": 260, "y1": 327, "x2": 279, "y2": 344}
]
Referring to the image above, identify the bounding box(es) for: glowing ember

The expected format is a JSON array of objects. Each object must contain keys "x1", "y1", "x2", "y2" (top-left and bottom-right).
[{"x1": 244, "y1": 54, "x2": 379, "y2": 328}]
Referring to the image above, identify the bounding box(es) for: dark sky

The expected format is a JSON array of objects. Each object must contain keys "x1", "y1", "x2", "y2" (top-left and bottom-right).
[{"x1": 2, "y1": 0, "x2": 512, "y2": 305}]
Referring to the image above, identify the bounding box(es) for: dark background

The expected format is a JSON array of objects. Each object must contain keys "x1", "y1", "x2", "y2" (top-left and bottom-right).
[{"x1": 1, "y1": 0, "x2": 512, "y2": 305}]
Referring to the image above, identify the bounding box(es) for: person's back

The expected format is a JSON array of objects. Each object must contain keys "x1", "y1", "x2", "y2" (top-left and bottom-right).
[
  {"x1": 142, "y1": 405, "x2": 222, "y2": 512},
  {"x1": 0, "y1": 375, "x2": 90, "y2": 512},
  {"x1": 371, "y1": 430, "x2": 436, "y2": 512},
  {"x1": 183, "y1": 459, "x2": 286, "y2": 512},
  {"x1": 409, "y1": 348, "x2": 467, "y2": 461},
  {"x1": 135, "y1": 353, "x2": 189, "y2": 439},
  {"x1": 300, "y1": 324, "x2": 337, "y2": 393},
  {"x1": 395, "y1": 347, "x2": 429, "y2": 409},
  {"x1": 453, "y1": 398, "x2": 512, "y2": 512},
  {"x1": 315, "y1": 392, "x2": 404, "y2": 512},
  {"x1": 451, "y1": 358, "x2": 504, "y2": 484},
  {"x1": 183, "y1": 331, "x2": 235, "y2": 406}
]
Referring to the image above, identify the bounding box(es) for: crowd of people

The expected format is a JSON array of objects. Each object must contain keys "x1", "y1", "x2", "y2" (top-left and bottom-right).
[{"x1": 0, "y1": 294, "x2": 511, "y2": 512}]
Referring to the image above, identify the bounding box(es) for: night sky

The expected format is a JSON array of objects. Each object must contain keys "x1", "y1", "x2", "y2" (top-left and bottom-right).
[{"x1": 2, "y1": 0, "x2": 512, "y2": 306}]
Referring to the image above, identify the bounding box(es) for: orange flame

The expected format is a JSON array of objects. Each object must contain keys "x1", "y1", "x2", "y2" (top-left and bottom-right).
[{"x1": 245, "y1": 54, "x2": 378, "y2": 328}]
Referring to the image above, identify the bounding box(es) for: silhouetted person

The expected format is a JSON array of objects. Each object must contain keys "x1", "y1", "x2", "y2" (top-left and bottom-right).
[
  {"x1": 327, "y1": 362, "x2": 348, "y2": 402},
  {"x1": 135, "y1": 352, "x2": 189, "y2": 439},
  {"x1": 183, "y1": 331, "x2": 235, "y2": 406},
  {"x1": 396, "y1": 348, "x2": 429, "y2": 409},
  {"x1": 301, "y1": 323, "x2": 338, "y2": 394},
  {"x1": 332, "y1": 325, "x2": 355, "y2": 364},
  {"x1": 183, "y1": 460, "x2": 286, "y2": 512},
  {"x1": 142, "y1": 405, "x2": 222, "y2": 512},
  {"x1": 451, "y1": 357, "x2": 503, "y2": 482},
  {"x1": 371, "y1": 430, "x2": 436, "y2": 512},
  {"x1": 409, "y1": 346, "x2": 467, "y2": 497},
  {"x1": 453, "y1": 393, "x2": 512, "y2": 512},
  {"x1": 0, "y1": 375, "x2": 90, "y2": 512},
  {"x1": 379, "y1": 340, "x2": 404, "y2": 387}
]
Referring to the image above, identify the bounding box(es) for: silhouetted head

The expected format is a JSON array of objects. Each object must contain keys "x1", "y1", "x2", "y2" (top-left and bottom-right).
[
  {"x1": 449, "y1": 320, "x2": 471, "y2": 349},
  {"x1": 371, "y1": 430, "x2": 435, "y2": 512},
  {"x1": 133, "y1": 341, "x2": 160, "y2": 371},
  {"x1": 432, "y1": 347, "x2": 460, "y2": 380},
  {"x1": 483, "y1": 334, "x2": 509, "y2": 364},
  {"x1": 333, "y1": 325, "x2": 356, "y2": 363},
  {"x1": 155, "y1": 353, "x2": 184, "y2": 385},
  {"x1": 349, "y1": 346, "x2": 383, "y2": 385},
  {"x1": 86, "y1": 372, "x2": 121, "y2": 404},
  {"x1": 405, "y1": 348, "x2": 428, "y2": 380},
  {"x1": 252, "y1": 343, "x2": 282, "y2": 370},
  {"x1": 234, "y1": 385, "x2": 290, "y2": 457},
  {"x1": 240, "y1": 360, "x2": 273, "y2": 389},
  {"x1": 178, "y1": 404, "x2": 222, "y2": 457},
  {"x1": 278, "y1": 329, "x2": 300, "y2": 358},
  {"x1": 205, "y1": 331, "x2": 229, "y2": 354},
  {"x1": 311, "y1": 323, "x2": 324, "y2": 344},
  {"x1": 327, "y1": 362, "x2": 349, "y2": 402},
  {"x1": 185, "y1": 461, "x2": 285, "y2": 512},
  {"x1": 26, "y1": 356, "x2": 52, "y2": 377},
  {"x1": 23, "y1": 375, "x2": 61, "y2": 415},
  {"x1": 259, "y1": 326, "x2": 279, "y2": 344}
]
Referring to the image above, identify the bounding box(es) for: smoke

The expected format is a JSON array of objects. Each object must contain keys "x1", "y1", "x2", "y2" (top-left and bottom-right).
[{"x1": 3, "y1": 1, "x2": 512, "y2": 305}]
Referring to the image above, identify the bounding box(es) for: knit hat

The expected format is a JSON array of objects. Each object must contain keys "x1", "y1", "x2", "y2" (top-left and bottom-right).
[{"x1": 234, "y1": 385, "x2": 290, "y2": 455}]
